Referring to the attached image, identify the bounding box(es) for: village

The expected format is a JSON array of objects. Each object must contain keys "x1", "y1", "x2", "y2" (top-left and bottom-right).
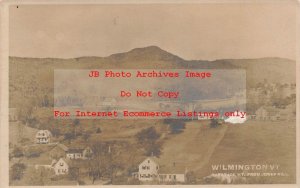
[{"x1": 9, "y1": 105, "x2": 192, "y2": 185}]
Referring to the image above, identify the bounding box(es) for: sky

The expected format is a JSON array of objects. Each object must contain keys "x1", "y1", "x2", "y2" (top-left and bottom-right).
[{"x1": 9, "y1": 2, "x2": 297, "y2": 60}]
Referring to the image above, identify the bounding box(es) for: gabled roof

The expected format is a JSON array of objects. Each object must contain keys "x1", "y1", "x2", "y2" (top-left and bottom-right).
[
  {"x1": 57, "y1": 143, "x2": 69, "y2": 151},
  {"x1": 9, "y1": 108, "x2": 18, "y2": 113},
  {"x1": 36, "y1": 130, "x2": 52, "y2": 137},
  {"x1": 103, "y1": 97, "x2": 117, "y2": 103},
  {"x1": 64, "y1": 158, "x2": 92, "y2": 168},
  {"x1": 158, "y1": 163, "x2": 187, "y2": 174},
  {"x1": 54, "y1": 158, "x2": 69, "y2": 168},
  {"x1": 65, "y1": 146, "x2": 92, "y2": 154},
  {"x1": 51, "y1": 143, "x2": 68, "y2": 152},
  {"x1": 66, "y1": 148, "x2": 84, "y2": 154},
  {"x1": 256, "y1": 106, "x2": 280, "y2": 115},
  {"x1": 139, "y1": 157, "x2": 186, "y2": 174},
  {"x1": 139, "y1": 157, "x2": 159, "y2": 166}
]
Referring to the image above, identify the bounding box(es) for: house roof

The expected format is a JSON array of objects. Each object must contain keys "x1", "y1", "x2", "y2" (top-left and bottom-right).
[
  {"x1": 53, "y1": 158, "x2": 69, "y2": 168},
  {"x1": 65, "y1": 146, "x2": 92, "y2": 154},
  {"x1": 57, "y1": 143, "x2": 69, "y2": 151},
  {"x1": 64, "y1": 158, "x2": 92, "y2": 168},
  {"x1": 139, "y1": 157, "x2": 160, "y2": 166},
  {"x1": 103, "y1": 97, "x2": 117, "y2": 103},
  {"x1": 9, "y1": 108, "x2": 18, "y2": 113},
  {"x1": 36, "y1": 130, "x2": 52, "y2": 137},
  {"x1": 256, "y1": 106, "x2": 280, "y2": 115},
  {"x1": 50, "y1": 143, "x2": 69, "y2": 152},
  {"x1": 159, "y1": 163, "x2": 187, "y2": 174},
  {"x1": 66, "y1": 148, "x2": 84, "y2": 154},
  {"x1": 139, "y1": 157, "x2": 186, "y2": 174}
]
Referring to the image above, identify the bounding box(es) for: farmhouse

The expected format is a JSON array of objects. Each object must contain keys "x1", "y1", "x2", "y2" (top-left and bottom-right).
[
  {"x1": 36, "y1": 157, "x2": 91, "y2": 176},
  {"x1": 158, "y1": 167, "x2": 186, "y2": 183},
  {"x1": 279, "y1": 104, "x2": 296, "y2": 121},
  {"x1": 35, "y1": 130, "x2": 52, "y2": 144},
  {"x1": 137, "y1": 157, "x2": 160, "y2": 181},
  {"x1": 102, "y1": 97, "x2": 117, "y2": 106},
  {"x1": 35, "y1": 159, "x2": 58, "y2": 171},
  {"x1": 53, "y1": 158, "x2": 69, "y2": 175},
  {"x1": 197, "y1": 114, "x2": 210, "y2": 120},
  {"x1": 133, "y1": 157, "x2": 186, "y2": 183},
  {"x1": 9, "y1": 108, "x2": 18, "y2": 122},
  {"x1": 66, "y1": 147, "x2": 93, "y2": 160},
  {"x1": 255, "y1": 106, "x2": 280, "y2": 121}
]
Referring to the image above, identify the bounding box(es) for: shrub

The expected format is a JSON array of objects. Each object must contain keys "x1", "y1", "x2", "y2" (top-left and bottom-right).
[
  {"x1": 12, "y1": 147, "x2": 23, "y2": 158},
  {"x1": 210, "y1": 119, "x2": 221, "y2": 128},
  {"x1": 10, "y1": 163, "x2": 26, "y2": 181},
  {"x1": 136, "y1": 127, "x2": 160, "y2": 144},
  {"x1": 145, "y1": 142, "x2": 162, "y2": 156},
  {"x1": 26, "y1": 151, "x2": 40, "y2": 158},
  {"x1": 96, "y1": 127, "x2": 102, "y2": 134},
  {"x1": 165, "y1": 119, "x2": 186, "y2": 134},
  {"x1": 186, "y1": 171, "x2": 197, "y2": 184}
]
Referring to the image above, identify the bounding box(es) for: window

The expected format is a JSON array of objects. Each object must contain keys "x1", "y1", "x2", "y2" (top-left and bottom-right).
[
  {"x1": 148, "y1": 160, "x2": 150, "y2": 163},
  {"x1": 156, "y1": 166, "x2": 158, "y2": 170},
  {"x1": 169, "y1": 175, "x2": 172, "y2": 178},
  {"x1": 174, "y1": 175, "x2": 176, "y2": 179},
  {"x1": 147, "y1": 166, "x2": 150, "y2": 170}
]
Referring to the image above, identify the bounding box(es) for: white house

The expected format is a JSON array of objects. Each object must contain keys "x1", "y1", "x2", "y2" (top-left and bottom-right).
[
  {"x1": 197, "y1": 114, "x2": 210, "y2": 120},
  {"x1": 138, "y1": 157, "x2": 160, "y2": 181},
  {"x1": 255, "y1": 106, "x2": 280, "y2": 121},
  {"x1": 158, "y1": 173, "x2": 185, "y2": 183},
  {"x1": 102, "y1": 97, "x2": 117, "y2": 106},
  {"x1": 82, "y1": 147, "x2": 93, "y2": 159},
  {"x1": 66, "y1": 147, "x2": 93, "y2": 160},
  {"x1": 35, "y1": 130, "x2": 52, "y2": 144},
  {"x1": 134, "y1": 157, "x2": 186, "y2": 183},
  {"x1": 158, "y1": 162, "x2": 186, "y2": 183},
  {"x1": 9, "y1": 108, "x2": 18, "y2": 122},
  {"x1": 53, "y1": 158, "x2": 69, "y2": 175},
  {"x1": 36, "y1": 157, "x2": 91, "y2": 176}
]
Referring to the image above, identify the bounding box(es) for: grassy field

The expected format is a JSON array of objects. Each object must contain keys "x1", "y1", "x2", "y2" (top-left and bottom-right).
[
  {"x1": 152, "y1": 119, "x2": 296, "y2": 184},
  {"x1": 158, "y1": 120, "x2": 227, "y2": 172},
  {"x1": 189, "y1": 120, "x2": 295, "y2": 183}
]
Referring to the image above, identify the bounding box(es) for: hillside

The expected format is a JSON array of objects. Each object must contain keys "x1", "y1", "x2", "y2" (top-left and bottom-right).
[{"x1": 9, "y1": 46, "x2": 295, "y2": 109}]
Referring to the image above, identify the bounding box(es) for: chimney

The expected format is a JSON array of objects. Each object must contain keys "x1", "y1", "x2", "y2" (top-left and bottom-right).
[{"x1": 185, "y1": 167, "x2": 188, "y2": 174}]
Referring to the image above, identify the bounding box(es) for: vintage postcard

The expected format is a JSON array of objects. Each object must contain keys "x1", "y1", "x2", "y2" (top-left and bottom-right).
[{"x1": 0, "y1": 0, "x2": 299, "y2": 187}]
